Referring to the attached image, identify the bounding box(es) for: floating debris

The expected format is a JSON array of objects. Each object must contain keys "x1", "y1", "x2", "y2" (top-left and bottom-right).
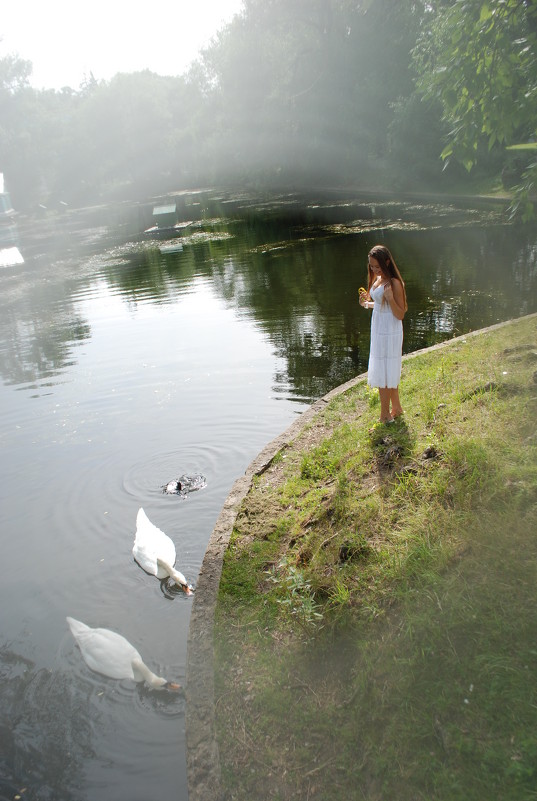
[{"x1": 159, "y1": 241, "x2": 184, "y2": 254}]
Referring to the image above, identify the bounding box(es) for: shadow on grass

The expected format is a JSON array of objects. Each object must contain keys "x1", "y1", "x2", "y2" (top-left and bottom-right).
[
  {"x1": 215, "y1": 505, "x2": 537, "y2": 801},
  {"x1": 368, "y1": 416, "x2": 415, "y2": 474}
]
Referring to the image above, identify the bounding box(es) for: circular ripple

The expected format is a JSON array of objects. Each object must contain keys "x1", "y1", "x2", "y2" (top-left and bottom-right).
[
  {"x1": 122, "y1": 441, "x2": 243, "y2": 506},
  {"x1": 46, "y1": 448, "x2": 127, "y2": 560}
]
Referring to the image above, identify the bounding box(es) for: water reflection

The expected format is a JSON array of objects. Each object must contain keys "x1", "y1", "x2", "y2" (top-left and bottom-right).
[
  {"x1": 2, "y1": 193, "x2": 537, "y2": 402},
  {"x1": 0, "y1": 190, "x2": 536, "y2": 801},
  {"x1": 0, "y1": 302, "x2": 91, "y2": 389},
  {"x1": 0, "y1": 640, "x2": 185, "y2": 801},
  {"x1": 0, "y1": 645, "x2": 91, "y2": 801}
]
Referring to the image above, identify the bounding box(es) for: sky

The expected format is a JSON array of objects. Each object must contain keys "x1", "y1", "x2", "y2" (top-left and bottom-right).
[{"x1": 1, "y1": 0, "x2": 244, "y2": 90}]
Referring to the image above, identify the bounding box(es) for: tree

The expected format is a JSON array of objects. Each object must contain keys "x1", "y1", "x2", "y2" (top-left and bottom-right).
[
  {"x1": 414, "y1": 0, "x2": 537, "y2": 219},
  {"x1": 0, "y1": 52, "x2": 32, "y2": 93},
  {"x1": 199, "y1": 0, "x2": 431, "y2": 187},
  {"x1": 0, "y1": 53, "x2": 42, "y2": 207}
]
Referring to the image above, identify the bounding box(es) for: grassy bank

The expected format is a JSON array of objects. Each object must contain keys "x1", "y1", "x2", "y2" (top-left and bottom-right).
[{"x1": 214, "y1": 315, "x2": 537, "y2": 801}]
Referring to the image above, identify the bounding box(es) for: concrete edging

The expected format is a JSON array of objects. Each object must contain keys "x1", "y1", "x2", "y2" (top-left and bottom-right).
[{"x1": 185, "y1": 313, "x2": 537, "y2": 801}]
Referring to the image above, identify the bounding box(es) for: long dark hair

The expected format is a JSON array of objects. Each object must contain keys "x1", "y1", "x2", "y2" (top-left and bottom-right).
[{"x1": 367, "y1": 244, "x2": 408, "y2": 311}]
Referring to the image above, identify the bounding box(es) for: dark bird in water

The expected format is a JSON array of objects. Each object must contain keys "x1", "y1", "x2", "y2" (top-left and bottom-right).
[{"x1": 162, "y1": 474, "x2": 207, "y2": 496}]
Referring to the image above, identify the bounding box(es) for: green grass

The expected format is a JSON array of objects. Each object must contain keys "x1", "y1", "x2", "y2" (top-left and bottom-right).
[{"x1": 214, "y1": 316, "x2": 537, "y2": 801}]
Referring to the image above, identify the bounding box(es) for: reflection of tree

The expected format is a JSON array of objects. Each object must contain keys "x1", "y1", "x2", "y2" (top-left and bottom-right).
[
  {"x1": 99, "y1": 197, "x2": 375, "y2": 401},
  {"x1": 101, "y1": 194, "x2": 537, "y2": 402},
  {"x1": 0, "y1": 210, "x2": 129, "y2": 388},
  {"x1": 210, "y1": 228, "x2": 374, "y2": 400},
  {"x1": 0, "y1": 646, "x2": 91, "y2": 801},
  {"x1": 3, "y1": 193, "x2": 536, "y2": 403},
  {"x1": 405, "y1": 226, "x2": 537, "y2": 348},
  {"x1": 0, "y1": 283, "x2": 91, "y2": 388},
  {"x1": 213, "y1": 210, "x2": 537, "y2": 401}
]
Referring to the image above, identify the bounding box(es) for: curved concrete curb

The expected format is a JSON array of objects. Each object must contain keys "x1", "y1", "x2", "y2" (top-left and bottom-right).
[{"x1": 185, "y1": 313, "x2": 537, "y2": 801}]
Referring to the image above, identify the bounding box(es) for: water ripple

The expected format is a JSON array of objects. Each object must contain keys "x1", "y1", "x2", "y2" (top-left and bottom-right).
[{"x1": 122, "y1": 443, "x2": 233, "y2": 507}]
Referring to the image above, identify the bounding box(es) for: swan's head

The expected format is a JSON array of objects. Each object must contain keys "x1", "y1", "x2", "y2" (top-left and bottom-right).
[
  {"x1": 151, "y1": 676, "x2": 182, "y2": 692},
  {"x1": 145, "y1": 676, "x2": 183, "y2": 693},
  {"x1": 165, "y1": 563, "x2": 194, "y2": 595},
  {"x1": 163, "y1": 680, "x2": 182, "y2": 692},
  {"x1": 131, "y1": 658, "x2": 182, "y2": 692},
  {"x1": 149, "y1": 676, "x2": 183, "y2": 692}
]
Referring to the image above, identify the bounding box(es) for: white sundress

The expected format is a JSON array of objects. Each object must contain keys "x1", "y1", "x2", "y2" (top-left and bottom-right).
[{"x1": 367, "y1": 283, "x2": 403, "y2": 389}]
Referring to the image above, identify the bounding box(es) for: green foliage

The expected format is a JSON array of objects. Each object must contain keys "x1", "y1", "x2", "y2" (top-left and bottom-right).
[
  {"x1": 388, "y1": 92, "x2": 457, "y2": 189},
  {"x1": 267, "y1": 557, "x2": 324, "y2": 630},
  {"x1": 0, "y1": 2, "x2": 442, "y2": 207},
  {"x1": 0, "y1": 53, "x2": 32, "y2": 93},
  {"x1": 414, "y1": 0, "x2": 537, "y2": 218},
  {"x1": 0, "y1": 58, "x2": 210, "y2": 208},
  {"x1": 3, "y1": 1, "x2": 533, "y2": 209},
  {"x1": 300, "y1": 442, "x2": 335, "y2": 480},
  {"x1": 202, "y1": 0, "x2": 431, "y2": 185}
]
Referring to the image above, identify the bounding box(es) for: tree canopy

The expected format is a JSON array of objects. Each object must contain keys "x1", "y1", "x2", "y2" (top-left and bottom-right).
[
  {"x1": 414, "y1": 0, "x2": 537, "y2": 218},
  {"x1": 0, "y1": 0, "x2": 535, "y2": 218}
]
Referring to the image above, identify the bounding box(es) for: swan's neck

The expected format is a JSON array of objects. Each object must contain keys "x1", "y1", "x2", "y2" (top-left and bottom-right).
[
  {"x1": 131, "y1": 658, "x2": 167, "y2": 689},
  {"x1": 157, "y1": 558, "x2": 190, "y2": 591}
]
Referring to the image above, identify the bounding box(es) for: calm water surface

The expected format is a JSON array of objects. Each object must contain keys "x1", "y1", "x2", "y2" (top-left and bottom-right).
[{"x1": 1, "y1": 189, "x2": 536, "y2": 800}]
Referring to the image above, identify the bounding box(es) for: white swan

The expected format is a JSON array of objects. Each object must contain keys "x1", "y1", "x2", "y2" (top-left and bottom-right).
[
  {"x1": 133, "y1": 507, "x2": 193, "y2": 594},
  {"x1": 66, "y1": 616, "x2": 181, "y2": 690}
]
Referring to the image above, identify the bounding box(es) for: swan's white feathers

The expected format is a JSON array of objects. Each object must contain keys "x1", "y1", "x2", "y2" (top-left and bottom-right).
[
  {"x1": 66, "y1": 616, "x2": 143, "y2": 681},
  {"x1": 133, "y1": 507, "x2": 176, "y2": 579}
]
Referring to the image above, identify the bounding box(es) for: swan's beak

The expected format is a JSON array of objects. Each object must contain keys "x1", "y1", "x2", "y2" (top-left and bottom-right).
[
  {"x1": 182, "y1": 584, "x2": 194, "y2": 596},
  {"x1": 165, "y1": 681, "x2": 182, "y2": 692}
]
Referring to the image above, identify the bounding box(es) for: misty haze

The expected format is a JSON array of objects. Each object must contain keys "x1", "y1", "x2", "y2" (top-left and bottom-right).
[{"x1": 1, "y1": 2, "x2": 536, "y2": 800}]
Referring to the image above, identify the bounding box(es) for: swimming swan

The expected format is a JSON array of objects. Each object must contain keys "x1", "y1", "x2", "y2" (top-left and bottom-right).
[
  {"x1": 66, "y1": 616, "x2": 181, "y2": 690},
  {"x1": 133, "y1": 507, "x2": 193, "y2": 594}
]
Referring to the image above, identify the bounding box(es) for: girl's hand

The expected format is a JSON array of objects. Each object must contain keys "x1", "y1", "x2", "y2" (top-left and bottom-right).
[{"x1": 383, "y1": 281, "x2": 393, "y2": 302}]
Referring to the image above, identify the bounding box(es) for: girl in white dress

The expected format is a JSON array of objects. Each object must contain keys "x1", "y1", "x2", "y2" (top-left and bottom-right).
[{"x1": 359, "y1": 245, "x2": 407, "y2": 423}]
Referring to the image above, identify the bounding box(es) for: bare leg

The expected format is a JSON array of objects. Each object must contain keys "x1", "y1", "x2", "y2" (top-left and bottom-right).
[
  {"x1": 389, "y1": 387, "x2": 403, "y2": 417},
  {"x1": 378, "y1": 388, "x2": 392, "y2": 422}
]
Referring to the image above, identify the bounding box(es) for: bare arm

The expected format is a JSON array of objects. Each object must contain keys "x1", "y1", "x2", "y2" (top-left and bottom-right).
[{"x1": 383, "y1": 279, "x2": 405, "y2": 320}]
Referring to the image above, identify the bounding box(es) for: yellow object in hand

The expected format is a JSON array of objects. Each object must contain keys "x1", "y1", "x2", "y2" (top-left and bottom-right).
[{"x1": 359, "y1": 287, "x2": 367, "y2": 295}]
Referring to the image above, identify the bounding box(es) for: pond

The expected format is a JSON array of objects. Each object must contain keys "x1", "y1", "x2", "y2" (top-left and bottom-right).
[{"x1": 0, "y1": 189, "x2": 536, "y2": 801}]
